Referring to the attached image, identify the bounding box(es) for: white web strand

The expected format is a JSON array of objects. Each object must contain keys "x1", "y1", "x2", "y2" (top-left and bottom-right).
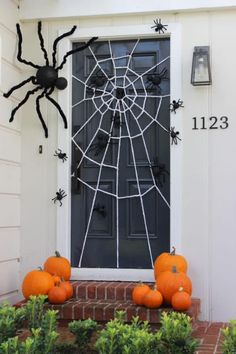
[{"x1": 72, "y1": 40, "x2": 170, "y2": 268}]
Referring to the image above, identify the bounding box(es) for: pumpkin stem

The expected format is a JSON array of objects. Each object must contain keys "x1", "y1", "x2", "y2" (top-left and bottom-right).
[
  {"x1": 178, "y1": 287, "x2": 184, "y2": 292},
  {"x1": 55, "y1": 251, "x2": 61, "y2": 257},
  {"x1": 38, "y1": 266, "x2": 43, "y2": 271},
  {"x1": 170, "y1": 246, "x2": 176, "y2": 255}
]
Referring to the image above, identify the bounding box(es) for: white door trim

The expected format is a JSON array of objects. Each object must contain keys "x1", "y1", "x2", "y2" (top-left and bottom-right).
[{"x1": 56, "y1": 23, "x2": 182, "y2": 281}]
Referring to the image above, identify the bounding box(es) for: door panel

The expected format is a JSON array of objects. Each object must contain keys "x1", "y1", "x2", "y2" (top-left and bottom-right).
[{"x1": 71, "y1": 38, "x2": 170, "y2": 270}]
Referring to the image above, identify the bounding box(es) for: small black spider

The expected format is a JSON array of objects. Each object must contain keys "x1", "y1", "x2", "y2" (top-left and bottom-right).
[
  {"x1": 3, "y1": 21, "x2": 98, "y2": 138},
  {"x1": 89, "y1": 133, "x2": 109, "y2": 156},
  {"x1": 93, "y1": 203, "x2": 107, "y2": 217},
  {"x1": 89, "y1": 68, "x2": 107, "y2": 89},
  {"x1": 151, "y1": 18, "x2": 168, "y2": 34},
  {"x1": 146, "y1": 67, "x2": 168, "y2": 91},
  {"x1": 52, "y1": 188, "x2": 67, "y2": 206},
  {"x1": 54, "y1": 148, "x2": 68, "y2": 162},
  {"x1": 169, "y1": 127, "x2": 181, "y2": 145},
  {"x1": 170, "y1": 99, "x2": 184, "y2": 113},
  {"x1": 151, "y1": 157, "x2": 169, "y2": 187}
]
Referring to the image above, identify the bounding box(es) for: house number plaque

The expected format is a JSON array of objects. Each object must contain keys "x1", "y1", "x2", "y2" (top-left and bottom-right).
[{"x1": 192, "y1": 116, "x2": 229, "y2": 130}]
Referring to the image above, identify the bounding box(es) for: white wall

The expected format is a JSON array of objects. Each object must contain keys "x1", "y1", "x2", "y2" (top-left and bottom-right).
[
  {"x1": 12, "y1": 4, "x2": 236, "y2": 322},
  {"x1": 0, "y1": 0, "x2": 21, "y2": 303}
]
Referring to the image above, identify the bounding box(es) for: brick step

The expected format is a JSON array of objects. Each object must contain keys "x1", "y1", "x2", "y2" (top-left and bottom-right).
[
  {"x1": 72, "y1": 281, "x2": 154, "y2": 301},
  {"x1": 45, "y1": 298, "x2": 200, "y2": 324}
]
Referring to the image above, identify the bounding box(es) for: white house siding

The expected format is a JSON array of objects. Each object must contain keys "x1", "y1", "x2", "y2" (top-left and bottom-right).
[
  {"x1": 13, "y1": 2, "x2": 236, "y2": 321},
  {"x1": 0, "y1": 0, "x2": 21, "y2": 303}
]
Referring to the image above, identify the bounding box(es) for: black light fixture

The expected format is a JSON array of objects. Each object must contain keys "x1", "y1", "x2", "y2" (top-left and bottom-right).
[{"x1": 191, "y1": 46, "x2": 212, "y2": 86}]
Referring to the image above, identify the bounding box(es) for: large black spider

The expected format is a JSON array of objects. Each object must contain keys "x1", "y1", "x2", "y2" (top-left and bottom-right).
[
  {"x1": 151, "y1": 18, "x2": 168, "y2": 34},
  {"x1": 151, "y1": 157, "x2": 169, "y2": 187},
  {"x1": 170, "y1": 99, "x2": 184, "y2": 113},
  {"x1": 146, "y1": 67, "x2": 168, "y2": 91},
  {"x1": 3, "y1": 21, "x2": 98, "y2": 138}
]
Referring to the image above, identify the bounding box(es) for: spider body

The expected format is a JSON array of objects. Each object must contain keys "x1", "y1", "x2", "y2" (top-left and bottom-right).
[
  {"x1": 54, "y1": 148, "x2": 68, "y2": 162},
  {"x1": 89, "y1": 69, "x2": 107, "y2": 88},
  {"x1": 3, "y1": 21, "x2": 98, "y2": 138},
  {"x1": 89, "y1": 133, "x2": 109, "y2": 156},
  {"x1": 170, "y1": 99, "x2": 184, "y2": 113},
  {"x1": 151, "y1": 18, "x2": 168, "y2": 34},
  {"x1": 52, "y1": 188, "x2": 67, "y2": 206},
  {"x1": 169, "y1": 127, "x2": 181, "y2": 145},
  {"x1": 146, "y1": 67, "x2": 168, "y2": 91}
]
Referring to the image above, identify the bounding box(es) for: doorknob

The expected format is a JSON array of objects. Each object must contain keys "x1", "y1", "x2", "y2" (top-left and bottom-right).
[{"x1": 93, "y1": 204, "x2": 107, "y2": 217}]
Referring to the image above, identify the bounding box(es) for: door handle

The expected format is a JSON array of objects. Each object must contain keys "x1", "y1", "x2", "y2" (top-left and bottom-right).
[{"x1": 71, "y1": 126, "x2": 82, "y2": 194}]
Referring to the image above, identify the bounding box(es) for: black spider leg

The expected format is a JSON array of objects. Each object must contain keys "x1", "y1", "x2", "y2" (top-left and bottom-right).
[
  {"x1": 16, "y1": 23, "x2": 40, "y2": 69},
  {"x1": 52, "y1": 25, "x2": 77, "y2": 68},
  {"x1": 3, "y1": 76, "x2": 36, "y2": 98},
  {"x1": 37, "y1": 21, "x2": 49, "y2": 66},
  {"x1": 36, "y1": 88, "x2": 49, "y2": 138},
  {"x1": 56, "y1": 36, "x2": 98, "y2": 71},
  {"x1": 9, "y1": 86, "x2": 41, "y2": 123},
  {"x1": 45, "y1": 87, "x2": 68, "y2": 129}
]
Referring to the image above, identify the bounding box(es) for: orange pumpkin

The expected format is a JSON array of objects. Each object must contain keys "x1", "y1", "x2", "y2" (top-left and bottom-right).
[
  {"x1": 142, "y1": 286, "x2": 163, "y2": 308},
  {"x1": 59, "y1": 280, "x2": 73, "y2": 300},
  {"x1": 157, "y1": 266, "x2": 192, "y2": 304},
  {"x1": 132, "y1": 283, "x2": 151, "y2": 306},
  {"x1": 171, "y1": 287, "x2": 192, "y2": 311},
  {"x1": 154, "y1": 247, "x2": 188, "y2": 278},
  {"x1": 44, "y1": 251, "x2": 71, "y2": 281},
  {"x1": 48, "y1": 285, "x2": 67, "y2": 304},
  {"x1": 22, "y1": 268, "x2": 54, "y2": 299}
]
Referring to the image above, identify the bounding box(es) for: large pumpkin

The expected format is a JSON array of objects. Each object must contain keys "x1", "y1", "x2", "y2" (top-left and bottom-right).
[
  {"x1": 154, "y1": 247, "x2": 188, "y2": 278},
  {"x1": 156, "y1": 266, "x2": 192, "y2": 304},
  {"x1": 44, "y1": 251, "x2": 71, "y2": 281},
  {"x1": 22, "y1": 268, "x2": 54, "y2": 299}
]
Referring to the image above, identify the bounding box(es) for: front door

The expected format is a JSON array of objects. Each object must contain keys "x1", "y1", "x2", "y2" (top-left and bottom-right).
[{"x1": 71, "y1": 38, "x2": 170, "y2": 271}]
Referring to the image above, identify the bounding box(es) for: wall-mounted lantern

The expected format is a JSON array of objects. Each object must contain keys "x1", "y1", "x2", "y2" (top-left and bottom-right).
[{"x1": 191, "y1": 46, "x2": 212, "y2": 86}]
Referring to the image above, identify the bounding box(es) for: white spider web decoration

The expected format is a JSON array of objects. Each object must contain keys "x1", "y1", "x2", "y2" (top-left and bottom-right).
[{"x1": 71, "y1": 39, "x2": 170, "y2": 268}]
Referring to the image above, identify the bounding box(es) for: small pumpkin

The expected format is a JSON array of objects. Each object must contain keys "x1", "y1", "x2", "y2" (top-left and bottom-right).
[
  {"x1": 44, "y1": 251, "x2": 71, "y2": 281},
  {"x1": 48, "y1": 285, "x2": 67, "y2": 304},
  {"x1": 22, "y1": 268, "x2": 54, "y2": 299},
  {"x1": 154, "y1": 247, "x2": 188, "y2": 278},
  {"x1": 142, "y1": 285, "x2": 163, "y2": 308},
  {"x1": 52, "y1": 275, "x2": 61, "y2": 285},
  {"x1": 171, "y1": 287, "x2": 192, "y2": 311},
  {"x1": 157, "y1": 266, "x2": 192, "y2": 304},
  {"x1": 132, "y1": 283, "x2": 151, "y2": 306},
  {"x1": 59, "y1": 280, "x2": 73, "y2": 300}
]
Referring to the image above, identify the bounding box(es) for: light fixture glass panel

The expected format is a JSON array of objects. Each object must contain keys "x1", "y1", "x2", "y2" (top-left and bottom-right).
[{"x1": 191, "y1": 46, "x2": 211, "y2": 86}]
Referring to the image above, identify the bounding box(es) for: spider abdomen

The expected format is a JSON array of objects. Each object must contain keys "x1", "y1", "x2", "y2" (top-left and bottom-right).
[{"x1": 36, "y1": 66, "x2": 58, "y2": 88}]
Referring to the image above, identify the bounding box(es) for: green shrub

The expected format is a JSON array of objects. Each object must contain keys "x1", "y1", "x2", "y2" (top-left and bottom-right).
[
  {"x1": 24, "y1": 295, "x2": 48, "y2": 331},
  {"x1": 159, "y1": 311, "x2": 199, "y2": 353},
  {"x1": 95, "y1": 310, "x2": 163, "y2": 354},
  {"x1": 221, "y1": 320, "x2": 236, "y2": 354},
  {"x1": 68, "y1": 318, "x2": 97, "y2": 353},
  {"x1": 0, "y1": 303, "x2": 26, "y2": 344}
]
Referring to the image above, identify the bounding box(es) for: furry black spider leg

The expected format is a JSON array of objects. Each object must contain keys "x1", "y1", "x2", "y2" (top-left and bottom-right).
[
  {"x1": 36, "y1": 88, "x2": 49, "y2": 137},
  {"x1": 52, "y1": 25, "x2": 77, "y2": 68},
  {"x1": 56, "y1": 36, "x2": 98, "y2": 71},
  {"x1": 45, "y1": 87, "x2": 68, "y2": 129},
  {"x1": 3, "y1": 76, "x2": 36, "y2": 98},
  {"x1": 37, "y1": 21, "x2": 49, "y2": 66},
  {"x1": 9, "y1": 86, "x2": 41, "y2": 122},
  {"x1": 16, "y1": 23, "x2": 40, "y2": 69}
]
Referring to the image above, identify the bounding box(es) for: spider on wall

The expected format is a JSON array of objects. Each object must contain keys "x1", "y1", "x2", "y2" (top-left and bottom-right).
[
  {"x1": 151, "y1": 18, "x2": 168, "y2": 34},
  {"x1": 3, "y1": 21, "x2": 98, "y2": 138}
]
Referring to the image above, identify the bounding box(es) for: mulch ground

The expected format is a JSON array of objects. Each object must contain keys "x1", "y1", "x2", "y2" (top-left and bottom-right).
[{"x1": 57, "y1": 320, "x2": 227, "y2": 354}]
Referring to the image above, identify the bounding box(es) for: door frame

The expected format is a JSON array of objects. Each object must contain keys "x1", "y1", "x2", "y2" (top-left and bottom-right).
[{"x1": 56, "y1": 23, "x2": 182, "y2": 281}]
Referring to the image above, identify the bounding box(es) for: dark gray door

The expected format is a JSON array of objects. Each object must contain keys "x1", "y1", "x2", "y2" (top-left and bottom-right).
[{"x1": 71, "y1": 38, "x2": 170, "y2": 269}]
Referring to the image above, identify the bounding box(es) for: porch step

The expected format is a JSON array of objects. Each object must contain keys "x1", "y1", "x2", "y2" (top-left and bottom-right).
[{"x1": 43, "y1": 281, "x2": 201, "y2": 324}]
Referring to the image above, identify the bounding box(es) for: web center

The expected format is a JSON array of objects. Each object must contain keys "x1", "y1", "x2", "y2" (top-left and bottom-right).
[{"x1": 116, "y1": 88, "x2": 125, "y2": 100}]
